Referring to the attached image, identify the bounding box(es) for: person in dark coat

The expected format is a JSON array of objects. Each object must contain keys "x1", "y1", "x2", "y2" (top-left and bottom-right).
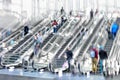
[
  {"x1": 90, "y1": 9, "x2": 93, "y2": 19},
  {"x1": 24, "y1": 26, "x2": 29, "y2": 36},
  {"x1": 65, "y1": 47, "x2": 73, "y2": 71},
  {"x1": 60, "y1": 7, "x2": 64, "y2": 15},
  {"x1": 99, "y1": 46, "x2": 108, "y2": 73},
  {"x1": 99, "y1": 46, "x2": 108, "y2": 60},
  {"x1": 61, "y1": 16, "x2": 64, "y2": 26},
  {"x1": 69, "y1": 10, "x2": 72, "y2": 16}
]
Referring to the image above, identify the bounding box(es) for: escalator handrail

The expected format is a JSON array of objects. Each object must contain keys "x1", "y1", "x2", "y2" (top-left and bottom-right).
[
  {"x1": 70, "y1": 16, "x2": 96, "y2": 53},
  {"x1": 109, "y1": 26, "x2": 120, "y2": 59},
  {"x1": 74, "y1": 16, "x2": 103, "y2": 59},
  {"x1": 1, "y1": 26, "x2": 50, "y2": 66},
  {"x1": 94, "y1": 20, "x2": 108, "y2": 47},
  {"x1": 40, "y1": 20, "x2": 75, "y2": 60},
  {"x1": 108, "y1": 20, "x2": 120, "y2": 58},
  {"x1": 1, "y1": 14, "x2": 65, "y2": 66},
  {"x1": 2, "y1": 18, "x2": 50, "y2": 55},
  {"x1": 81, "y1": 18, "x2": 104, "y2": 57},
  {"x1": 7, "y1": 14, "x2": 64, "y2": 59},
  {"x1": 41, "y1": 21, "x2": 69, "y2": 51},
  {"x1": 57, "y1": 18, "x2": 84, "y2": 59},
  {"x1": 0, "y1": 19, "x2": 43, "y2": 45}
]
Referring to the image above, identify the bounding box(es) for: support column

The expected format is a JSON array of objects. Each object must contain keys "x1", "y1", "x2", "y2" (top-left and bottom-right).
[
  {"x1": 37, "y1": 0, "x2": 40, "y2": 17},
  {"x1": 105, "y1": 0, "x2": 108, "y2": 14},
  {"x1": 77, "y1": 0, "x2": 80, "y2": 12}
]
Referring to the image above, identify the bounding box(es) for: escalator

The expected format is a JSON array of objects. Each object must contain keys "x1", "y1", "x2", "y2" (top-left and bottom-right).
[
  {"x1": 2, "y1": 24, "x2": 50, "y2": 65},
  {"x1": 77, "y1": 18, "x2": 116, "y2": 74},
  {"x1": 41, "y1": 21, "x2": 68, "y2": 48},
  {"x1": 79, "y1": 18, "x2": 103, "y2": 55},
  {"x1": 1, "y1": 20, "x2": 47, "y2": 66},
  {"x1": 104, "y1": 39, "x2": 114, "y2": 55},
  {"x1": 1, "y1": 16, "x2": 67, "y2": 67},
  {"x1": 24, "y1": 18, "x2": 82, "y2": 71},
  {"x1": 36, "y1": 19, "x2": 75, "y2": 59},
  {"x1": 47, "y1": 18, "x2": 86, "y2": 72},
  {"x1": 67, "y1": 15, "x2": 104, "y2": 71},
  {"x1": 18, "y1": 19, "x2": 71, "y2": 71},
  {"x1": 55, "y1": 19, "x2": 81, "y2": 57},
  {"x1": 29, "y1": 21, "x2": 69, "y2": 60},
  {"x1": 5, "y1": 34, "x2": 32, "y2": 54},
  {"x1": 3, "y1": 38, "x2": 34, "y2": 65},
  {"x1": 0, "y1": 19, "x2": 44, "y2": 54},
  {"x1": 0, "y1": 19, "x2": 43, "y2": 44}
]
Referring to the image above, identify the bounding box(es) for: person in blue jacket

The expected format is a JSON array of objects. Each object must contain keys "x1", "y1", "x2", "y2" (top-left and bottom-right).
[{"x1": 111, "y1": 22, "x2": 119, "y2": 39}]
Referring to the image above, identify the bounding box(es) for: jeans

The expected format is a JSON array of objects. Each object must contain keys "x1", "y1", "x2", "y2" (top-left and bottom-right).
[
  {"x1": 34, "y1": 46, "x2": 39, "y2": 56},
  {"x1": 53, "y1": 27, "x2": 57, "y2": 33},
  {"x1": 67, "y1": 58, "x2": 72, "y2": 71},
  {"x1": 99, "y1": 60, "x2": 103, "y2": 73}
]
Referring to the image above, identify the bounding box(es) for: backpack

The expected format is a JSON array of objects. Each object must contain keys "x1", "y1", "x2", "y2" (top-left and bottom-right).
[{"x1": 90, "y1": 50, "x2": 95, "y2": 58}]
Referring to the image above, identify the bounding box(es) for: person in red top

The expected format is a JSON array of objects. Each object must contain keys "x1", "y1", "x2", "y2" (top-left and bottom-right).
[
  {"x1": 91, "y1": 46, "x2": 98, "y2": 73},
  {"x1": 52, "y1": 20, "x2": 58, "y2": 26},
  {"x1": 92, "y1": 48, "x2": 98, "y2": 59},
  {"x1": 52, "y1": 20, "x2": 58, "y2": 33}
]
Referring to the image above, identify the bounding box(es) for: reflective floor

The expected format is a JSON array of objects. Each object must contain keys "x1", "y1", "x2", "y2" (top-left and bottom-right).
[
  {"x1": 0, "y1": 69, "x2": 107, "y2": 80},
  {"x1": 105, "y1": 75, "x2": 120, "y2": 80},
  {"x1": 57, "y1": 73, "x2": 105, "y2": 80},
  {"x1": 0, "y1": 69, "x2": 120, "y2": 80}
]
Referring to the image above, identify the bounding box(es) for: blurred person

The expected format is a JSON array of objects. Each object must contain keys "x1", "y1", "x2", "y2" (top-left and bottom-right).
[
  {"x1": 95, "y1": 9, "x2": 98, "y2": 15},
  {"x1": 91, "y1": 46, "x2": 98, "y2": 73},
  {"x1": 99, "y1": 46, "x2": 108, "y2": 74},
  {"x1": 111, "y1": 22, "x2": 119, "y2": 39},
  {"x1": 24, "y1": 26, "x2": 29, "y2": 36},
  {"x1": 60, "y1": 7, "x2": 64, "y2": 15},
  {"x1": 90, "y1": 9, "x2": 94, "y2": 19},
  {"x1": 37, "y1": 31, "x2": 43, "y2": 49},
  {"x1": 33, "y1": 34, "x2": 39, "y2": 57},
  {"x1": 65, "y1": 47, "x2": 73, "y2": 72},
  {"x1": 52, "y1": 20, "x2": 58, "y2": 33}
]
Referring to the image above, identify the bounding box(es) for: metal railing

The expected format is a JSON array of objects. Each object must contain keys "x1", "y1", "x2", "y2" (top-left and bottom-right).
[
  {"x1": 57, "y1": 18, "x2": 85, "y2": 59},
  {"x1": 1, "y1": 14, "x2": 66, "y2": 67},
  {"x1": 73, "y1": 15, "x2": 104, "y2": 59},
  {"x1": 109, "y1": 26, "x2": 120, "y2": 59},
  {"x1": 41, "y1": 18, "x2": 80, "y2": 62}
]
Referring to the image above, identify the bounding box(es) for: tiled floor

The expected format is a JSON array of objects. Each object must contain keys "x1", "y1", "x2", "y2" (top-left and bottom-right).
[
  {"x1": 0, "y1": 69, "x2": 119, "y2": 80},
  {"x1": 105, "y1": 75, "x2": 120, "y2": 80}
]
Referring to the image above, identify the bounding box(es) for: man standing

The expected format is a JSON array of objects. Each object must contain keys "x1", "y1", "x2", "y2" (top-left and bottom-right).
[
  {"x1": 90, "y1": 9, "x2": 93, "y2": 19},
  {"x1": 52, "y1": 20, "x2": 58, "y2": 33},
  {"x1": 24, "y1": 26, "x2": 29, "y2": 36},
  {"x1": 60, "y1": 7, "x2": 64, "y2": 15},
  {"x1": 99, "y1": 46, "x2": 108, "y2": 74},
  {"x1": 65, "y1": 47, "x2": 73, "y2": 72},
  {"x1": 37, "y1": 31, "x2": 43, "y2": 49},
  {"x1": 37, "y1": 31, "x2": 43, "y2": 57}
]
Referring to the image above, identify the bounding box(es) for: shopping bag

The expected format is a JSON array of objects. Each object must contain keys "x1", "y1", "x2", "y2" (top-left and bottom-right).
[
  {"x1": 70, "y1": 59, "x2": 74, "y2": 65},
  {"x1": 62, "y1": 61, "x2": 68, "y2": 69}
]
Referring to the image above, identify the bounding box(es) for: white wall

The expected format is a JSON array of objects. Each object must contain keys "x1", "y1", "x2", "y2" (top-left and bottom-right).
[{"x1": 0, "y1": 0, "x2": 120, "y2": 20}]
